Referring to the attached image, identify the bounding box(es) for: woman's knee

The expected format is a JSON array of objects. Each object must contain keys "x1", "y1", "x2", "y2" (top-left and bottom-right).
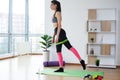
[
  {"x1": 56, "y1": 49, "x2": 62, "y2": 53},
  {"x1": 56, "y1": 45, "x2": 62, "y2": 53},
  {"x1": 64, "y1": 41, "x2": 72, "y2": 49}
]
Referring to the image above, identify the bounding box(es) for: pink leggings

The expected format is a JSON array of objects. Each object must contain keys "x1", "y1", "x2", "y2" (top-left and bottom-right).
[{"x1": 57, "y1": 47, "x2": 81, "y2": 67}]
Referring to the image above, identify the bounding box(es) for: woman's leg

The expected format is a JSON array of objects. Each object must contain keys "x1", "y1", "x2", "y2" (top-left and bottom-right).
[
  {"x1": 63, "y1": 41, "x2": 81, "y2": 60},
  {"x1": 57, "y1": 52, "x2": 63, "y2": 67},
  {"x1": 54, "y1": 44, "x2": 64, "y2": 72},
  {"x1": 69, "y1": 47, "x2": 81, "y2": 60},
  {"x1": 56, "y1": 44, "x2": 63, "y2": 67},
  {"x1": 64, "y1": 40, "x2": 86, "y2": 70}
]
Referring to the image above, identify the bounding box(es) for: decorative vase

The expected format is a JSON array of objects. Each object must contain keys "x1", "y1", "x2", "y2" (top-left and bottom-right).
[
  {"x1": 43, "y1": 50, "x2": 50, "y2": 62},
  {"x1": 90, "y1": 48, "x2": 94, "y2": 55}
]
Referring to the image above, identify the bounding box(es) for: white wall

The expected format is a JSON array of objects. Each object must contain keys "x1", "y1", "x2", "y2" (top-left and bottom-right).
[{"x1": 45, "y1": 0, "x2": 120, "y2": 65}]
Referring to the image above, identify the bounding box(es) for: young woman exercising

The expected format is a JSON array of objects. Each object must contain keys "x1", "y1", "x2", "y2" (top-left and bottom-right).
[{"x1": 50, "y1": 0, "x2": 86, "y2": 72}]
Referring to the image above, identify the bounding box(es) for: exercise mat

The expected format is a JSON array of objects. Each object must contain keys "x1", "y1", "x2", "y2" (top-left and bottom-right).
[{"x1": 37, "y1": 68, "x2": 104, "y2": 78}]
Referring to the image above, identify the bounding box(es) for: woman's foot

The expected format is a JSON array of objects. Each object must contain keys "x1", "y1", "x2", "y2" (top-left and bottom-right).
[
  {"x1": 80, "y1": 60, "x2": 86, "y2": 70},
  {"x1": 54, "y1": 67, "x2": 64, "y2": 72}
]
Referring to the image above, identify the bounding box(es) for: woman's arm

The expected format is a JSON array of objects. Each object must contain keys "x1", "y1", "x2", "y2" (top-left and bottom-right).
[
  {"x1": 52, "y1": 34, "x2": 55, "y2": 43},
  {"x1": 55, "y1": 11, "x2": 62, "y2": 43}
]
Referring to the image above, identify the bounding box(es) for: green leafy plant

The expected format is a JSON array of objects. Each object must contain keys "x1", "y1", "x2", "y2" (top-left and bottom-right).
[
  {"x1": 40, "y1": 34, "x2": 52, "y2": 52},
  {"x1": 95, "y1": 59, "x2": 100, "y2": 67}
]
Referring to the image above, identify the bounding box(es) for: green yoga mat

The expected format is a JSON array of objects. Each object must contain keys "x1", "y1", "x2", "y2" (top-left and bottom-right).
[{"x1": 37, "y1": 68, "x2": 104, "y2": 78}]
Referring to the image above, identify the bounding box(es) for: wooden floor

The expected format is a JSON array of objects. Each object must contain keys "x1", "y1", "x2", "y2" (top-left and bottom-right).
[{"x1": 0, "y1": 55, "x2": 120, "y2": 80}]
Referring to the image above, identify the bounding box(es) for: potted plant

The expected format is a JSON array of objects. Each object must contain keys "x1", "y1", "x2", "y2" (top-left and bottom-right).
[
  {"x1": 95, "y1": 59, "x2": 100, "y2": 67},
  {"x1": 40, "y1": 34, "x2": 52, "y2": 62}
]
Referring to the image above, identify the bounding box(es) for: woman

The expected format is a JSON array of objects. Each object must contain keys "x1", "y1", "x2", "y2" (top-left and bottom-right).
[{"x1": 50, "y1": 0, "x2": 86, "y2": 72}]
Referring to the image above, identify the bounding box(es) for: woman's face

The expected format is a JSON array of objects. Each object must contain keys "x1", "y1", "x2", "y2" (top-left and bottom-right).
[{"x1": 50, "y1": 3, "x2": 57, "y2": 11}]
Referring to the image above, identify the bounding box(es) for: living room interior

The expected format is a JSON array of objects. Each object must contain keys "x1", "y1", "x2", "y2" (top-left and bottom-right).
[{"x1": 0, "y1": 0, "x2": 120, "y2": 80}]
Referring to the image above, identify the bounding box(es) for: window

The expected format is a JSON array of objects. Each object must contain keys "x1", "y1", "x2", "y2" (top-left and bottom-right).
[
  {"x1": 29, "y1": 37, "x2": 41, "y2": 52},
  {"x1": 0, "y1": 0, "x2": 9, "y2": 54},
  {"x1": 0, "y1": 0, "x2": 9, "y2": 33},
  {"x1": 0, "y1": 37, "x2": 8, "y2": 54},
  {"x1": 0, "y1": 14, "x2": 8, "y2": 33},
  {"x1": 0, "y1": 0, "x2": 45, "y2": 54},
  {"x1": 29, "y1": 0, "x2": 45, "y2": 53},
  {"x1": 29, "y1": 0, "x2": 45, "y2": 34},
  {"x1": 12, "y1": 0, "x2": 25, "y2": 34}
]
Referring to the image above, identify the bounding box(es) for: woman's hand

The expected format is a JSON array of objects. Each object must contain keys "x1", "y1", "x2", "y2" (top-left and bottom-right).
[
  {"x1": 55, "y1": 36, "x2": 59, "y2": 43},
  {"x1": 52, "y1": 39, "x2": 54, "y2": 43},
  {"x1": 52, "y1": 35, "x2": 55, "y2": 43},
  {"x1": 52, "y1": 35, "x2": 59, "y2": 43}
]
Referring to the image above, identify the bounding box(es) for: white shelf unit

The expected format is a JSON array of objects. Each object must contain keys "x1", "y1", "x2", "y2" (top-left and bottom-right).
[
  {"x1": 87, "y1": 65, "x2": 116, "y2": 69},
  {"x1": 87, "y1": 20, "x2": 116, "y2": 33},
  {"x1": 87, "y1": 8, "x2": 117, "y2": 68}
]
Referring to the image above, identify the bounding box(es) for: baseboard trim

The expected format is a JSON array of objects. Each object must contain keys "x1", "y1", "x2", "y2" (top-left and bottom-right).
[
  {"x1": 0, "y1": 56, "x2": 17, "y2": 60},
  {"x1": 66, "y1": 63, "x2": 86, "y2": 66},
  {"x1": 66, "y1": 63, "x2": 120, "y2": 68},
  {"x1": 0, "y1": 53, "x2": 42, "y2": 60},
  {"x1": 116, "y1": 66, "x2": 120, "y2": 68},
  {"x1": 29, "y1": 53, "x2": 42, "y2": 55}
]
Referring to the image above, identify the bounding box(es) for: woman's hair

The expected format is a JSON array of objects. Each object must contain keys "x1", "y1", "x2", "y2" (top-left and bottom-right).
[{"x1": 51, "y1": 0, "x2": 61, "y2": 12}]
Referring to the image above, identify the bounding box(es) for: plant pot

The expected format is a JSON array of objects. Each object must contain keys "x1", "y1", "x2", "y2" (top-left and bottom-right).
[
  {"x1": 95, "y1": 59, "x2": 100, "y2": 67},
  {"x1": 96, "y1": 62, "x2": 100, "y2": 66},
  {"x1": 43, "y1": 50, "x2": 50, "y2": 62},
  {"x1": 91, "y1": 38, "x2": 94, "y2": 43}
]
